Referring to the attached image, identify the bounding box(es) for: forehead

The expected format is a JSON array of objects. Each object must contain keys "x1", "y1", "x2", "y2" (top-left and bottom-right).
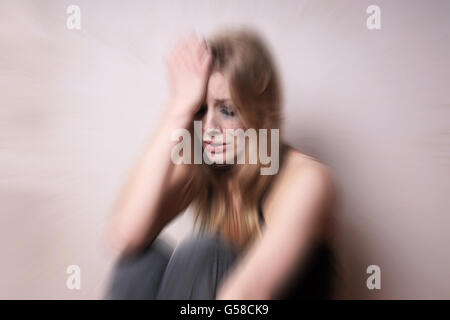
[{"x1": 207, "y1": 71, "x2": 231, "y2": 102}]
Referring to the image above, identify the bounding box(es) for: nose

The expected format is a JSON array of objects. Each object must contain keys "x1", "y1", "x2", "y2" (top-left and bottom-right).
[{"x1": 202, "y1": 109, "x2": 220, "y2": 138}]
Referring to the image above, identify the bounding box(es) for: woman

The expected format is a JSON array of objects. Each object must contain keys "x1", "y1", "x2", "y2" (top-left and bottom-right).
[{"x1": 104, "y1": 28, "x2": 337, "y2": 299}]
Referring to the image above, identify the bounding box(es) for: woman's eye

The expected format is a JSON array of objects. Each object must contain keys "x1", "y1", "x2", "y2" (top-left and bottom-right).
[{"x1": 220, "y1": 105, "x2": 235, "y2": 117}]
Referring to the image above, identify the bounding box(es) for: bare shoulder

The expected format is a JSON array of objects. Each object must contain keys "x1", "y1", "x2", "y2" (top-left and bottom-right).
[
  {"x1": 262, "y1": 147, "x2": 336, "y2": 229},
  {"x1": 281, "y1": 148, "x2": 334, "y2": 187}
]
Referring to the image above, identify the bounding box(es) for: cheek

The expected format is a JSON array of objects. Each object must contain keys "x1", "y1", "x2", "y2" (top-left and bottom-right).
[
  {"x1": 224, "y1": 116, "x2": 246, "y2": 130},
  {"x1": 222, "y1": 119, "x2": 246, "y2": 141}
]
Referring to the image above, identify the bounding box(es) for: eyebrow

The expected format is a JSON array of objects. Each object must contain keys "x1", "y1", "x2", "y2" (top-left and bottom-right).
[
  {"x1": 205, "y1": 98, "x2": 234, "y2": 107},
  {"x1": 214, "y1": 98, "x2": 232, "y2": 103}
]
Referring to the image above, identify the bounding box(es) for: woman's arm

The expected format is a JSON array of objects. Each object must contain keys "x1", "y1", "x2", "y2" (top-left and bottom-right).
[
  {"x1": 216, "y1": 160, "x2": 335, "y2": 299},
  {"x1": 105, "y1": 33, "x2": 212, "y2": 255},
  {"x1": 105, "y1": 109, "x2": 191, "y2": 255}
]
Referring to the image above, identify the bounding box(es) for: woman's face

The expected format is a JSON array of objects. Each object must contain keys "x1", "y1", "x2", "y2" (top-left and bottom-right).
[{"x1": 194, "y1": 71, "x2": 246, "y2": 165}]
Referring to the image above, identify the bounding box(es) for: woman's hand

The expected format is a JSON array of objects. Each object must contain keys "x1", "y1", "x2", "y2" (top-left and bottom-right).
[{"x1": 166, "y1": 32, "x2": 212, "y2": 122}]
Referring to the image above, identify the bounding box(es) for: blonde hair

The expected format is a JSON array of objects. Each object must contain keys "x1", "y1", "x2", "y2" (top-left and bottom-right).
[{"x1": 183, "y1": 27, "x2": 287, "y2": 253}]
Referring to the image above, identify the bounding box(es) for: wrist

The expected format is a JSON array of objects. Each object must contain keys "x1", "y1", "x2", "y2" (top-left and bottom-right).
[{"x1": 164, "y1": 98, "x2": 196, "y2": 128}]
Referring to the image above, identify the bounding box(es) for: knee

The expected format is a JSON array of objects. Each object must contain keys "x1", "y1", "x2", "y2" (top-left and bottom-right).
[
  {"x1": 155, "y1": 233, "x2": 239, "y2": 299},
  {"x1": 117, "y1": 236, "x2": 173, "y2": 267},
  {"x1": 105, "y1": 236, "x2": 173, "y2": 299},
  {"x1": 173, "y1": 233, "x2": 237, "y2": 264},
  {"x1": 163, "y1": 233, "x2": 239, "y2": 283}
]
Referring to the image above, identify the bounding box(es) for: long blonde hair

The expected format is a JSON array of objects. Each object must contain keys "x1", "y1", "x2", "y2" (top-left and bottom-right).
[{"x1": 183, "y1": 27, "x2": 287, "y2": 253}]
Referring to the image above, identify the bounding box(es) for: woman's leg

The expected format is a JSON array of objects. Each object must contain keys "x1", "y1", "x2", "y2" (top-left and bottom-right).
[
  {"x1": 105, "y1": 236, "x2": 174, "y2": 300},
  {"x1": 156, "y1": 233, "x2": 239, "y2": 300}
]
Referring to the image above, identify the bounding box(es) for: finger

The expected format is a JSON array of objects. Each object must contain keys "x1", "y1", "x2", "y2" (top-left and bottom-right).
[
  {"x1": 197, "y1": 37, "x2": 208, "y2": 61},
  {"x1": 185, "y1": 34, "x2": 202, "y2": 71},
  {"x1": 179, "y1": 37, "x2": 196, "y2": 72},
  {"x1": 186, "y1": 33, "x2": 201, "y2": 57},
  {"x1": 200, "y1": 48, "x2": 212, "y2": 74},
  {"x1": 190, "y1": 35, "x2": 208, "y2": 71},
  {"x1": 169, "y1": 36, "x2": 187, "y2": 66}
]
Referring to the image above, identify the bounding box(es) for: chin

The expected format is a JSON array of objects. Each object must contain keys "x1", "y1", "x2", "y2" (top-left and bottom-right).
[{"x1": 206, "y1": 152, "x2": 235, "y2": 166}]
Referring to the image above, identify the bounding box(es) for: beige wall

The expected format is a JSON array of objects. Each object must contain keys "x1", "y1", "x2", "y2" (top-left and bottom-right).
[{"x1": 1, "y1": 0, "x2": 449, "y2": 299}]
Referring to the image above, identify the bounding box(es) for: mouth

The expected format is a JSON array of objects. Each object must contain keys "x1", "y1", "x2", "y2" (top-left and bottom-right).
[{"x1": 203, "y1": 141, "x2": 229, "y2": 153}]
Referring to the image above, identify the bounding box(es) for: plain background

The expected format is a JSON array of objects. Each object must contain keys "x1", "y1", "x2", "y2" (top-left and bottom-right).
[{"x1": 1, "y1": 0, "x2": 449, "y2": 299}]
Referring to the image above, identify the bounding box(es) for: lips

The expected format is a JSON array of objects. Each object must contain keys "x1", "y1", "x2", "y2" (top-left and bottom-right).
[{"x1": 203, "y1": 141, "x2": 229, "y2": 153}]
